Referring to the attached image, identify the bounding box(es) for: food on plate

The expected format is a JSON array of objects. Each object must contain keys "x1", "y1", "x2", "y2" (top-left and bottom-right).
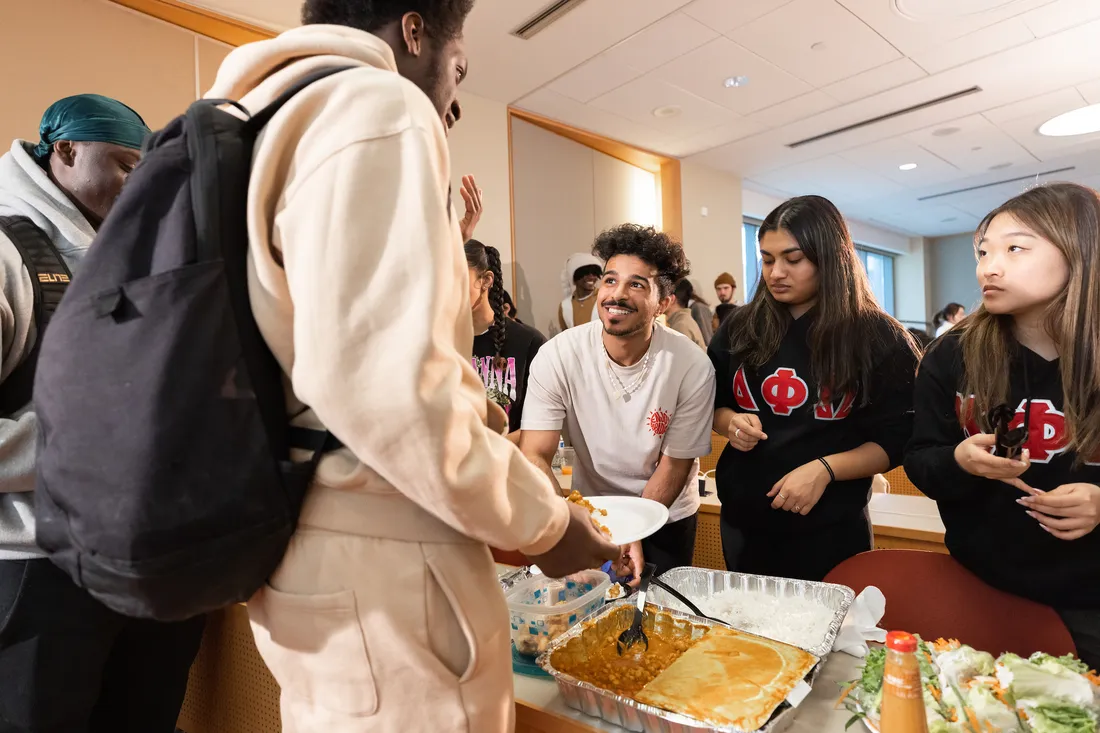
[
  {"x1": 566, "y1": 490, "x2": 611, "y2": 537},
  {"x1": 661, "y1": 586, "x2": 835, "y2": 652},
  {"x1": 635, "y1": 626, "x2": 818, "y2": 731},
  {"x1": 843, "y1": 637, "x2": 1100, "y2": 733},
  {"x1": 605, "y1": 583, "x2": 626, "y2": 602}
]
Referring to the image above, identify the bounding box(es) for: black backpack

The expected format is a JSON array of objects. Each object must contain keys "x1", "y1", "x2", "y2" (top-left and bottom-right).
[
  {"x1": 33, "y1": 67, "x2": 350, "y2": 621},
  {"x1": 0, "y1": 217, "x2": 71, "y2": 417}
]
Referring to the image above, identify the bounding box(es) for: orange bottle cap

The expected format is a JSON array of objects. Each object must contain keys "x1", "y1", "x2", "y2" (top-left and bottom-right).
[{"x1": 886, "y1": 631, "x2": 918, "y2": 653}]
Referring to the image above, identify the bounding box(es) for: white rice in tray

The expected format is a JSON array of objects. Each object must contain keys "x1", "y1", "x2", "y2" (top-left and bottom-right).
[{"x1": 665, "y1": 588, "x2": 835, "y2": 652}]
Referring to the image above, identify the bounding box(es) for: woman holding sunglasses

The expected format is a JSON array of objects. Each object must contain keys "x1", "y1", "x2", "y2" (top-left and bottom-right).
[
  {"x1": 905, "y1": 183, "x2": 1100, "y2": 668},
  {"x1": 710, "y1": 196, "x2": 919, "y2": 582}
]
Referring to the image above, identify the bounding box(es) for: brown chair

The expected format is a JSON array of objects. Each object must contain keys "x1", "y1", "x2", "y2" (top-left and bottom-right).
[{"x1": 823, "y1": 549, "x2": 1076, "y2": 658}]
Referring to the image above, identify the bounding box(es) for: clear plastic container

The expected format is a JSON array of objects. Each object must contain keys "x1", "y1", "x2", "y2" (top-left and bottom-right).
[{"x1": 506, "y1": 569, "x2": 611, "y2": 657}]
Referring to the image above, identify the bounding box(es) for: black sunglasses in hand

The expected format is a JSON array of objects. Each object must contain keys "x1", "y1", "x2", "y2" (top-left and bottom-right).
[{"x1": 987, "y1": 402, "x2": 1029, "y2": 460}]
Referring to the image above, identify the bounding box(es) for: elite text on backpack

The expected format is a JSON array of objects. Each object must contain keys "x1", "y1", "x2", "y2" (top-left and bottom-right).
[
  {"x1": 32, "y1": 68, "x2": 349, "y2": 621},
  {"x1": 0, "y1": 216, "x2": 71, "y2": 417}
]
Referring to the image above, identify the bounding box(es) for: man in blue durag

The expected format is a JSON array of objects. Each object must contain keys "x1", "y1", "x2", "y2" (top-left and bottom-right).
[{"x1": 0, "y1": 95, "x2": 205, "y2": 733}]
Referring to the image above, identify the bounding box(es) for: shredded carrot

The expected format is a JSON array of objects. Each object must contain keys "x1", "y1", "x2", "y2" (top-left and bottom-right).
[
  {"x1": 964, "y1": 706, "x2": 982, "y2": 733},
  {"x1": 929, "y1": 685, "x2": 942, "y2": 702},
  {"x1": 835, "y1": 681, "x2": 858, "y2": 709},
  {"x1": 933, "y1": 638, "x2": 961, "y2": 652},
  {"x1": 1086, "y1": 669, "x2": 1099, "y2": 686}
]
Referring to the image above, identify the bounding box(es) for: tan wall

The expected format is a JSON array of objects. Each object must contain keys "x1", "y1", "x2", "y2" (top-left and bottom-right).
[
  {"x1": 681, "y1": 162, "x2": 744, "y2": 312},
  {"x1": 511, "y1": 119, "x2": 659, "y2": 333},
  {"x1": 0, "y1": 0, "x2": 231, "y2": 146},
  {"x1": 447, "y1": 92, "x2": 514, "y2": 290}
]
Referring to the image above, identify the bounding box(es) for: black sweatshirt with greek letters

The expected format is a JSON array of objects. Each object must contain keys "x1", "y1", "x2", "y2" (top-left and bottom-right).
[
  {"x1": 904, "y1": 333, "x2": 1100, "y2": 609},
  {"x1": 709, "y1": 311, "x2": 917, "y2": 534}
]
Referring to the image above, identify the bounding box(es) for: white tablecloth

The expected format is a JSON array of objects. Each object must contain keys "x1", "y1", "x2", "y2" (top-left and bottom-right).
[{"x1": 514, "y1": 650, "x2": 863, "y2": 732}]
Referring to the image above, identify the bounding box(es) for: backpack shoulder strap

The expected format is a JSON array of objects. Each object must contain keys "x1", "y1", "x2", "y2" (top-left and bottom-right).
[{"x1": 0, "y1": 216, "x2": 72, "y2": 415}]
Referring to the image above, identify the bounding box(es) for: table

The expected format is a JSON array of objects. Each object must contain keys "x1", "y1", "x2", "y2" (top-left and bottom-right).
[
  {"x1": 515, "y1": 652, "x2": 864, "y2": 733},
  {"x1": 559, "y1": 473, "x2": 948, "y2": 565}
]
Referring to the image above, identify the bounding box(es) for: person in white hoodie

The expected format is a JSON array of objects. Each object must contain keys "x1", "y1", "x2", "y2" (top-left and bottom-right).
[
  {"x1": 0, "y1": 96, "x2": 206, "y2": 733},
  {"x1": 205, "y1": 2, "x2": 619, "y2": 732}
]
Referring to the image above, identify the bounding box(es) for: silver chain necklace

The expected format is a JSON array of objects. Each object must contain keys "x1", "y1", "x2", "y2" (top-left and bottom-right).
[{"x1": 605, "y1": 348, "x2": 652, "y2": 402}]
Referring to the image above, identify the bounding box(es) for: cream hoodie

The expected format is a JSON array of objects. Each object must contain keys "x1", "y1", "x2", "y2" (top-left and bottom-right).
[{"x1": 207, "y1": 25, "x2": 568, "y2": 555}]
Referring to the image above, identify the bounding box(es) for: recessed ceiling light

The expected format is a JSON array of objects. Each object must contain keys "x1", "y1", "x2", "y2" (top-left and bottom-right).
[
  {"x1": 1039, "y1": 103, "x2": 1100, "y2": 136},
  {"x1": 932, "y1": 126, "x2": 961, "y2": 137},
  {"x1": 989, "y1": 162, "x2": 1012, "y2": 170},
  {"x1": 652, "y1": 105, "x2": 682, "y2": 118},
  {"x1": 724, "y1": 76, "x2": 750, "y2": 88},
  {"x1": 899, "y1": 163, "x2": 918, "y2": 171}
]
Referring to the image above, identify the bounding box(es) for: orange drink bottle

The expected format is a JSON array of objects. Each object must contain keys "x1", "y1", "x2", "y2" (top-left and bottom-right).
[{"x1": 879, "y1": 631, "x2": 930, "y2": 733}]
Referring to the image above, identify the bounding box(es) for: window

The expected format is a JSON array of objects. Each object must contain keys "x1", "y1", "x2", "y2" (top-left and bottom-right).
[
  {"x1": 856, "y1": 246, "x2": 895, "y2": 316},
  {"x1": 742, "y1": 219, "x2": 762, "y2": 301}
]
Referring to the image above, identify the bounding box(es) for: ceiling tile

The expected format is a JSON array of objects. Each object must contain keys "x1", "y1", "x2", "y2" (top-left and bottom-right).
[
  {"x1": 516, "y1": 87, "x2": 679, "y2": 154},
  {"x1": 1076, "y1": 78, "x2": 1100, "y2": 105},
  {"x1": 835, "y1": 0, "x2": 1055, "y2": 57},
  {"x1": 548, "y1": 54, "x2": 642, "y2": 103},
  {"x1": 838, "y1": 138, "x2": 963, "y2": 187},
  {"x1": 588, "y1": 73, "x2": 742, "y2": 137},
  {"x1": 681, "y1": 0, "x2": 794, "y2": 33},
  {"x1": 729, "y1": 0, "x2": 903, "y2": 87},
  {"x1": 997, "y1": 108, "x2": 1100, "y2": 160},
  {"x1": 906, "y1": 115, "x2": 1038, "y2": 174},
  {"x1": 1021, "y1": 0, "x2": 1100, "y2": 37},
  {"x1": 748, "y1": 92, "x2": 840, "y2": 129},
  {"x1": 662, "y1": 118, "x2": 766, "y2": 157},
  {"x1": 823, "y1": 58, "x2": 928, "y2": 103},
  {"x1": 602, "y1": 12, "x2": 718, "y2": 74},
  {"x1": 908, "y1": 18, "x2": 1035, "y2": 75},
  {"x1": 983, "y1": 87, "x2": 1087, "y2": 125},
  {"x1": 655, "y1": 37, "x2": 811, "y2": 115},
  {"x1": 750, "y1": 155, "x2": 907, "y2": 202}
]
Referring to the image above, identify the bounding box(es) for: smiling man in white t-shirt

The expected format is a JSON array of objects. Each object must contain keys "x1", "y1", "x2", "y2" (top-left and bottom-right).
[{"x1": 520, "y1": 224, "x2": 716, "y2": 573}]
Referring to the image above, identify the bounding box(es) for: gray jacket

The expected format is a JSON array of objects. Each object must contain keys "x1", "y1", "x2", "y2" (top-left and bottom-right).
[{"x1": 0, "y1": 140, "x2": 95, "y2": 559}]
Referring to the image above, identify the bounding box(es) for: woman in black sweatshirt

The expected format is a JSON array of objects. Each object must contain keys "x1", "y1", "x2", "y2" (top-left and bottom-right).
[
  {"x1": 709, "y1": 196, "x2": 919, "y2": 581},
  {"x1": 905, "y1": 183, "x2": 1100, "y2": 668}
]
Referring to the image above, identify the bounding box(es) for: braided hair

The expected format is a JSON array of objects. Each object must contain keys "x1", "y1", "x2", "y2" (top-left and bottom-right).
[{"x1": 464, "y1": 239, "x2": 508, "y2": 369}]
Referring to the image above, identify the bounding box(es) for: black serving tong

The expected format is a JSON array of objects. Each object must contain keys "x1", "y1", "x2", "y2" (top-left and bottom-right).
[
  {"x1": 649, "y1": 576, "x2": 724, "y2": 624},
  {"x1": 616, "y1": 563, "x2": 655, "y2": 655}
]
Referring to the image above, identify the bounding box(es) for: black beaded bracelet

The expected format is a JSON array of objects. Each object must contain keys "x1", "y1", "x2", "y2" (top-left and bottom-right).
[{"x1": 818, "y1": 456, "x2": 836, "y2": 483}]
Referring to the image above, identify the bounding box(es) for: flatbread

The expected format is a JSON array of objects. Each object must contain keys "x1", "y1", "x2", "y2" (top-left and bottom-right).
[{"x1": 634, "y1": 626, "x2": 818, "y2": 730}]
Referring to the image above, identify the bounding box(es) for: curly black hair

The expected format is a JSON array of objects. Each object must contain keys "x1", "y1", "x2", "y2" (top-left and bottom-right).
[
  {"x1": 302, "y1": 0, "x2": 474, "y2": 39},
  {"x1": 591, "y1": 224, "x2": 689, "y2": 300},
  {"x1": 464, "y1": 239, "x2": 507, "y2": 368}
]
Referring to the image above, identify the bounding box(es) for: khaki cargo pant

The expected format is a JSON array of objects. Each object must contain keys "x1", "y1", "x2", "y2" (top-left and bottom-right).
[{"x1": 248, "y1": 529, "x2": 514, "y2": 732}]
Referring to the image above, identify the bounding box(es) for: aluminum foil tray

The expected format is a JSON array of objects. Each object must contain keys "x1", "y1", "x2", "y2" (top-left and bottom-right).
[
  {"x1": 647, "y1": 568, "x2": 854, "y2": 659},
  {"x1": 537, "y1": 599, "x2": 821, "y2": 733}
]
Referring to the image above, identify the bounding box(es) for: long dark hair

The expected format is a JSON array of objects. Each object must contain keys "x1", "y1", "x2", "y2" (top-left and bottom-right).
[
  {"x1": 727, "y1": 195, "x2": 916, "y2": 404},
  {"x1": 957, "y1": 183, "x2": 1100, "y2": 463},
  {"x1": 464, "y1": 239, "x2": 507, "y2": 368},
  {"x1": 674, "y1": 279, "x2": 708, "y2": 308},
  {"x1": 933, "y1": 303, "x2": 964, "y2": 329}
]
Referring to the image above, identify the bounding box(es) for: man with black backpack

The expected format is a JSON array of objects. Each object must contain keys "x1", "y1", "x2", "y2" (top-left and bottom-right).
[
  {"x1": 0, "y1": 96, "x2": 204, "y2": 733},
  {"x1": 197, "y1": 2, "x2": 618, "y2": 731}
]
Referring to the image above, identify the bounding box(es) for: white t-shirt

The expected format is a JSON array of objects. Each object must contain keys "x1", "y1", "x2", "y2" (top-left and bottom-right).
[
  {"x1": 935, "y1": 322, "x2": 953, "y2": 337},
  {"x1": 522, "y1": 321, "x2": 717, "y2": 522}
]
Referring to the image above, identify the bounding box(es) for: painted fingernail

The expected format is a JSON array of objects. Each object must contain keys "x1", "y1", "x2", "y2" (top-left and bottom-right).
[
  {"x1": 1040, "y1": 524, "x2": 1053, "y2": 533},
  {"x1": 1025, "y1": 510, "x2": 1037, "y2": 519}
]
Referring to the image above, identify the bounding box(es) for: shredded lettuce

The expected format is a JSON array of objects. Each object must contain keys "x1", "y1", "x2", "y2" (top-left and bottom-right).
[
  {"x1": 1023, "y1": 700, "x2": 1098, "y2": 733},
  {"x1": 1000, "y1": 653, "x2": 1097, "y2": 709},
  {"x1": 966, "y1": 683, "x2": 1024, "y2": 732},
  {"x1": 1031, "y1": 653, "x2": 1092, "y2": 676}
]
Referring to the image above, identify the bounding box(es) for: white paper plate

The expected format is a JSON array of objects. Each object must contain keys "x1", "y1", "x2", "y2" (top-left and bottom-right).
[{"x1": 585, "y1": 496, "x2": 669, "y2": 545}]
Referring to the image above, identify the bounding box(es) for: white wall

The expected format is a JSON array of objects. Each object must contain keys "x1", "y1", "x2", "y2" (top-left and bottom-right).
[
  {"x1": 930, "y1": 232, "x2": 981, "y2": 316},
  {"x1": 742, "y1": 186, "x2": 930, "y2": 325},
  {"x1": 682, "y1": 162, "x2": 743, "y2": 308},
  {"x1": 511, "y1": 119, "x2": 659, "y2": 332},
  {"x1": 448, "y1": 92, "x2": 514, "y2": 290}
]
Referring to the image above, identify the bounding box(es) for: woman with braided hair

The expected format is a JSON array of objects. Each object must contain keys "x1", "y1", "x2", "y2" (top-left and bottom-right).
[{"x1": 466, "y1": 240, "x2": 547, "y2": 443}]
